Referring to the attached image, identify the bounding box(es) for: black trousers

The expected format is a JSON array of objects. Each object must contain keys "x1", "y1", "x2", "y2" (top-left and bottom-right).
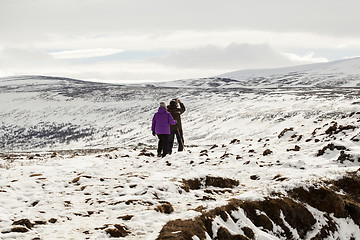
[
  {"x1": 168, "y1": 129, "x2": 184, "y2": 154},
  {"x1": 157, "y1": 134, "x2": 169, "y2": 157}
]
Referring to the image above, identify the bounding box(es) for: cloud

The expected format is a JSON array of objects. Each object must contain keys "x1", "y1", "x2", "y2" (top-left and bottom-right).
[
  {"x1": 283, "y1": 52, "x2": 328, "y2": 64},
  {"x1": 49, "y1": 48, "x2": 123, "y2": 59},
  {"x1": 1, "y1": 0, "x2": 359, "y2": 82},
  {"x1": 0, "y1": 46, "x2": 216, "y2": 82},
  {"x1": 151, "y1": 43, "x2": 325, "y2": 70},
  {"x1": 0, "y1": 47, "x2": 60, "y2": 68},
  {"x1": 1, "y1": 0, "x2": 360, "y2": 41},
  {"x1": 0, "y1": 45, "x2": 330, "y2": 83}
]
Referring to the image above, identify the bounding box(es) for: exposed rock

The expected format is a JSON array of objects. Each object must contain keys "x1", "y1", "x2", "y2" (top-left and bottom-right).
[
  {"x1": 278, "y1": 128, "x2": 294, "y2": 138},
  {"x1": 199, "y1": 149, "x2": 208, "y2": 157},
  {"x1": 34, "y1": 220, "x2": 47, "y2": 225},
  {"x1": 317, "y1": 143, "x2": 347, "y2": 156},
  {"x1": 155, "y1": 202, "x2": 174, "y2": 214},
  {"x1": 287, "y1": 145, "x2": 301, "y2": 151},
  {"x1": 105, "y1": 224, "x2": 130, "y2": 238},
  {"x1": 220, "y1": 153, "x2": 231, "y2": 159},
  {"x1": 10, "y1": 227, "x2": 29, "y2": 233},
  {"x1": 29, "y1": 173, "x2": 42, "y2": 177},
  {"x1": 250, "y1": 175, "x2": 260, "y2": 180},
  {"x1": 210, "y1": 144, "x2": 218, "y2": 150},
  {"x1": 72, "y1": 176, "x2": 81, "y2": 183},
  {"x1": 118, "y1": 215, "x2": 134, "y2": 221},
  {"x1": 183, "y1": 176, "x2": 239, "y2": 191},
  {"x1": 349, "y1": 112, "x2": 360, "y2": 117},
  {"x1": 49, "y1": 218, "x2": 57, "y2": 224},
  {"x1": 263, "y1": 149, "x2": 273, "y2": 156},
  {"x1": 13, "y1": 219, "x2": 33, "y2": 229},
  {"x1": 325, "y1": 122, "x2": 338, "y2": 135},
  {"x1": 138, "y1": 148, "x2": 155, "y2": 157},
  {"x1": 138, "y1": 152, "x2": 155, "y2": 157},
  {"x1": 272, "y1": 174, "x2": 288, "y2": 182},
  {"x1": 337, "y1": 150, "x2": 355, "y2": 163},
  {"x1": 338, "y1": 124, "x2": 356, "y2": 133},
  {"x1": 325, "y1": 122, "x2": 356, "y2": 136},
  {"x1": 297, "y1": 135, "x2": 303, "y2": 141},
  {"x1": 230, "y1": 139, "x2": 240, "y2": 144},
  {"x1": 351, "y1": 133, "x2": 360, "y2": 142}
]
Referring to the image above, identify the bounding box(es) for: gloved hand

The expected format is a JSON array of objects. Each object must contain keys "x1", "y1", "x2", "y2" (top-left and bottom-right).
[{"x1": 152, "y1": 131, "x2": 156, "y2": 136}]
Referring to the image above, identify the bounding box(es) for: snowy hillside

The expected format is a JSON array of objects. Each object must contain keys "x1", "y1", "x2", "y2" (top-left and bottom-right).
[
  {"x1": 1, "y1": 72, "x2": 360, "y2": 152},
  {"x1": 1, "y1": 72, "x2": 360, "y2": 239},
  {"x1": 156, "y1": 57, "x2": 360, "y2": 88}
]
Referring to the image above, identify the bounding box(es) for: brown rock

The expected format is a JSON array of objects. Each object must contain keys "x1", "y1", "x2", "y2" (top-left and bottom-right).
[
  {"x1": 155, "y1": 202, "x2": 174, "y2": 214},
  {"x1": 13, "y1": 219, "x2": 33, "y2": 229}
]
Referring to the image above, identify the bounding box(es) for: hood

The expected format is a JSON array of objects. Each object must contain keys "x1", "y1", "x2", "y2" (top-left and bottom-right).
[
  {"x1": 158, "y1": 107, "x2": 167, "y2": 113},
  {"x1": 169, "y1": 101, "x2": 177, "y2": 107},
  {"x1": 167, "y1": 104, "x2": 180, "y2": 113}
]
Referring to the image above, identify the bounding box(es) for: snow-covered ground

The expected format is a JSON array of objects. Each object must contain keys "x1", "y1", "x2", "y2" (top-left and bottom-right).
[
  {"x1": 1, "y1": 59, "x2": 360, "y2": 239},
  {"x1": 1, "y1": 105, "x2": 360, "y2": 239}
]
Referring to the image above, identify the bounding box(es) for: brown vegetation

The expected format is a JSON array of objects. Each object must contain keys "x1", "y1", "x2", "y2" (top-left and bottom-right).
[
  {"x1": 158, "y1": 173, "x2": 360, "y2": 240},
  {"x1": 182, "y1": 176, "x2": 239, "y2": 192}
]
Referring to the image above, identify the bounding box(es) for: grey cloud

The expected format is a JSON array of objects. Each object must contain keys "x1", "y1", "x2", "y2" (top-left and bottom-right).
[
  {"x1": 152, "y1": 43, "x2": 298, "y2": 69},
  {"x1": 0, "y1": 47, "x2": 60, "y2": 68},
  {"x1": 1, "y1": 0, "x2": 360, "y2": 44}
]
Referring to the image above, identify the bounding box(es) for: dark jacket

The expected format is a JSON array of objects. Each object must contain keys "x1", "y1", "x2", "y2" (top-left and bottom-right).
[
  {"x1": 167, "y1": 101, "x2": 185, "y2": 131},
  {"x1": 152, "y1": 107, "x2": 177, "y2": 134}
]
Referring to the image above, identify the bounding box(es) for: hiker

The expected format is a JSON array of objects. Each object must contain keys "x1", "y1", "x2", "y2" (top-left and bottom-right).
[
  {"x1": 152, "y1": 102, "x2": 177, "y2": 157},
  {"x1": 167, "y1": 99, "x2": 186, "y2": 154}
]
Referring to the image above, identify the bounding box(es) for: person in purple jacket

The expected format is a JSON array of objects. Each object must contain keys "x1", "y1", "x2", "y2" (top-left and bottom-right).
[{"x1": 152, "y1": 102, "x2": 177, "y2": 157}]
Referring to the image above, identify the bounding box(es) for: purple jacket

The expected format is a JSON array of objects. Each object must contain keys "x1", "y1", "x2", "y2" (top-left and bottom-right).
[{"x1": 152, "y1": 107, "x2": 177, "y2": 134}]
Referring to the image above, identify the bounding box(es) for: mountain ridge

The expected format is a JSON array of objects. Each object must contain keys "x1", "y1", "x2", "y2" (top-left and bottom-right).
[
  {"x1": 218, "y1": 57, "x2": 360, "y2": 78},
  {"x1": 2, "y1": 57, "x2": 360, "y2": 89},
  {"x1": 156, "y1": 57, "x2": 360, "y2": 89}
]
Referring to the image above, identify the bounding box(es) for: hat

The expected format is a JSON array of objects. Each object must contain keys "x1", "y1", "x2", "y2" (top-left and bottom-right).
[
  {"x1": 170, "y1": 100, "x2": 177, "y2": 107},
  {"x1": 160, "y1": 102, "x2": 166, "y2": 108}
]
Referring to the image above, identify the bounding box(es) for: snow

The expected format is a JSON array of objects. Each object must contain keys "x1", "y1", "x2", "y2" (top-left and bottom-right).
[
  {"x1": 1, "y1": 60, "x2": 360, "y2": 238},
  {"x1": 156, "y1": 57, "x2": 360, "y2": 88},
  {"x1": 1, "y1": 104, "x2": 360, "y2": 238}
]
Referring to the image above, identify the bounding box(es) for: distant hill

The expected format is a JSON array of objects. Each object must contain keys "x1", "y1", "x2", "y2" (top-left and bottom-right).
[
  {"x1": 1, "y1": 58, "x2": 360, "y2": 151},
  {"x1": 156, "y1": 57, "x2": 360, "y2": 88}
]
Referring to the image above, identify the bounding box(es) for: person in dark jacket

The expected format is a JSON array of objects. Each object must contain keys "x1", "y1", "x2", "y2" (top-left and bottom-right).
[
  {"x1": 152, "y1": 102, "x2": 177, "y2": 157},
  {"x1": 167, "y1": 99, "x2": 186, "y2": 154}
]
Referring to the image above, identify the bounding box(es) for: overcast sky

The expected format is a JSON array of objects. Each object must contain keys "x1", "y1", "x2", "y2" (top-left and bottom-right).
[{"x1": 1, "y1": 0, "x2": 360, "y2": 83}]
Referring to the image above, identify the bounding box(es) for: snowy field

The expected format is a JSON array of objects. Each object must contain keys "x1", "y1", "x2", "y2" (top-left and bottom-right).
[{"x1": 1, "y1": 74, "x2": 360, "y2": 239}]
